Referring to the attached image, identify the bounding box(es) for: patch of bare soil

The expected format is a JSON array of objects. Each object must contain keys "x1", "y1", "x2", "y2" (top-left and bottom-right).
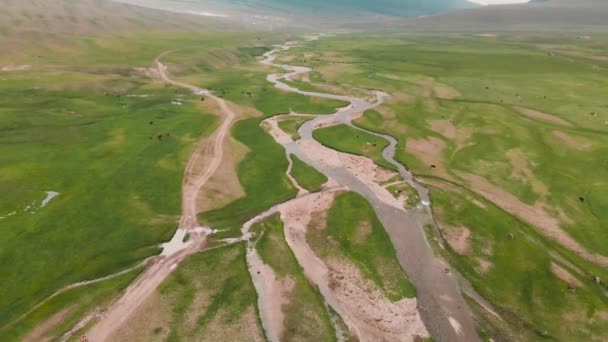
[
  {"x1": 459, "y1": 172, "x2": 608, "y2": 267},
  {"x1": 476, "y1": 33, "x2": 497, "y2": 38},
  {"x1": 440, "y1": 225, "x2": 472, "y2": 255},
  {"x1": 297, "y1": 139, "x2": 404, "y2": 209},
  {"x1": 1, "y1": 64, "x2": 31, "y2": 71},
  {"x1": 133, "y1": 66, "x2": 160, "y2": 79},
  {"x1": 550, "y1": 262, "x2": 583, "y2": 288},
  {"x1": 278, "y1": 191, "x2": 429, "y2": 341},
  {"x1": 547, "y1": 48, "x2": 608, "y2": 62},
  {"x1": 418, "y1": 80, "x2": 438, "y2": 110},
  {"x1": 203, "y1": 306, "x2": 265, "y2": 342},
  {"x1": 24, "y1": 306, "x2": 73, "y2": 342},
  {"x1": 292, "y1": 71, "x2": 310, "y2": 83},
  {"x1": 513, "y1": 106, "x2": 572, "y2": 126},
  {"x1": 475, "y1": 258, "x2": 493, "y2": 274},
  {"x1": 430, "y1": 120, "x2": 457, "y2": 140},
  {"x1": 406, "y1": 137, "x2": 448, "y2": 177},
  {"x1": 106, "y1": 291, "x2": 170, "y2": 342},
  {"x1": 339, "y1": 153, "x2": 403, "y2": 209},
  {"x1": 506, "y1": 149, "x2": 548, "y2": 198},
  {"x1": 317, "y1": 63, "x2": 356, "y2": 82},
  {"x1": 433, "y1": 83, "x2": 460, "y2": 100},
  {"x1": 263, "y1": 116, "x2": 294, "y2": 145},
  {"x1": 327, "y1": 259, "x2": 429, "y2": 341},
  {"x1": 196, "y1": 137, "x2": 247, "y2": 213},
  {"x1": 551, "y1": 130, "x2": 593, "y2": 150},
  {"x1": 248, "y1": 249, "x2": 295, "y2": 341}
]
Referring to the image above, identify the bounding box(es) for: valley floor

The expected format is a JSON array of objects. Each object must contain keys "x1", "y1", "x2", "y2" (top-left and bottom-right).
[{"x1": 2, "y1": 26, "x2": 608, "y2": 342}]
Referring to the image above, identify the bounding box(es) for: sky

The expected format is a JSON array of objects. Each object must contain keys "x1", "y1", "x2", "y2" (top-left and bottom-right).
[{"x1": 469, "y1": 0, "x2": 529, "y2": 5}]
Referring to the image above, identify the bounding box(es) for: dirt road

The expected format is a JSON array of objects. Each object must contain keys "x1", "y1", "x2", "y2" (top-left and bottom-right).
[{"x1": 77, "y1": 53, "x2": 237, "y2": 342}]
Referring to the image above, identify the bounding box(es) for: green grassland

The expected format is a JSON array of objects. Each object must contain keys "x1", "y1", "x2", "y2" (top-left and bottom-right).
[
  {"x1": 308, "y1": 192, "x2": 416, "y2": 301},
  {"x1": 193, "y1": 57, "x2": 348, "y2": 237},
  {"x1": 429, "y1": 187, "x2": 608, "y2": 341},
  {"x1": 0, "y1": 29, "x2": 295, "y2": 336},
  {"x1": 281, "y1": 33, "x2": 608, "y2": 339},
  {"x1": 313, "y1": 124, "x2": 396, "y2": 171},
  {"x1": 252, "y1": 214, "x2": 335, "y2": 341},
  {"x1": 277, "y1": 116, "x2": 311, "y2": 140},
  {"x1": 290, "y1": 155, "x2": 328, "y2": 192}
]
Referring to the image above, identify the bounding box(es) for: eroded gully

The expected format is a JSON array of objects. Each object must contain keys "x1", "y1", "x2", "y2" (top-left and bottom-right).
[{"x1": 259, "y1": 36, "x2": 480, "y2": 342}]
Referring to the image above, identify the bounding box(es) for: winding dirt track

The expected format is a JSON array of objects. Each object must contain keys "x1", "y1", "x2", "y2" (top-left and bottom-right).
[{"x1": 76, "y1": 53, "x2": 237, "y2": 342}]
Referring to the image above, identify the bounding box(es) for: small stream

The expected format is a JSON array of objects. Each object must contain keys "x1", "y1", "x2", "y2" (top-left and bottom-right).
[{"x1": 259, "y1": 37, "x2": 481, "y2": 342}]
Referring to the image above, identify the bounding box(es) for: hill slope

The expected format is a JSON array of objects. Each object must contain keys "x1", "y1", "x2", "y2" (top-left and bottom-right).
[
  {"x1": 113, "y1": 0, "x2": 478, "y2": 28},
  {"x1": 222, "y1": 0, "x2": 477, "y2": 16},
  {"x1": 396, "y1": 0, "x2": 608, "y2": 32}
]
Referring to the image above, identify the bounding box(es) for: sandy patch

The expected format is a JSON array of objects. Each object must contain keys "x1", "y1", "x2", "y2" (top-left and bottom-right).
[
  {"x1": 297, "y1": 139, "x2": 404, "y2": 209},
  {"x1": 263, "y1": 116, "x2": 293, "y2": 145},
  {"x1": 475, "y1": 258, "x2": 493, "y2": 274},
  {"x1": 459, "y1": 172, "x2": 608, "y2": 267},
  {"x1": 506, "y1": 149, "x2": 548, "y2": 198},
  {"x1": 441, "y1": 225, "x2": 471, "y2": 255},
  {"x1": 430, "y1": 120, "x2": 457, "y2": 140},
  {"x1": 406, "y1": 137, "x2": 448, "y2": 176},
  {"x1": 418, "y1": 80, "x2": 438, "y2": 110},
  {"x1": 550, "y1": 262, "x2": 583, "y2": 288},
  {"x1": 327, "y1": 259, "x2": 429, "y2": 341},
  {"x1": 107, "y1": 291, "x2": 170, "y2": 342},
  {"x1": 448, "y1": 316, "x2": 463, "y2": 335},
  {"x1": 278, "y1": 191, "x2": 429, "y2": 341},
  {"x1": 248, "y1": 248, "x2": 295, "y2": 342},
  {"x1": 24, "y1": 307, "x2": 73, "y2": 342},
  {"x1": 433, "y1": 83, "x2": 460, "y2": 100},
  {"x1": 317, "y1": 63, "x2": 356, "y2": 82},
  {"x1": 476, "y1": 33, "x2": 497, "y2": 38},
  {"x1": 388, "y1": 91, "x2": 416, "y2": 105},
  {"x1": 196, "y1": 137, "x2": 247, "y2": 213},
  {"x1": 292, "y1": 71, "x2": 310, "y2": 83},
  {"x1": 551, "y1": 130, "x2": 593, "y2": 150},
  {"x1": 340, "y1": 154, "x2": 403, "y2": 209},
  {"x1": 514, "y1": 106, "x2": 571, "y2": 126},
  {"x1": 1, "y1": 64, "x2": 32, "y2": 72}
]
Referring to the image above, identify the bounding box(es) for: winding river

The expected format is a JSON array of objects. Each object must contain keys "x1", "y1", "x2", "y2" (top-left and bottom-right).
[{"x1": 259, "y1": 36, "x2": 480, "y2": 342}]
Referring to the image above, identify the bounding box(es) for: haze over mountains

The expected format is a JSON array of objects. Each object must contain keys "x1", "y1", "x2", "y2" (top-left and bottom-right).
[
  {"x1": 114, "y1": 0, "x2": 478, "y2": 28},
  {"x1": 112, "y1": 0, "x2": 608, "y2": 32},
  {"x1": 398, "y1": 0, "x2": 608, "y2": 32}
]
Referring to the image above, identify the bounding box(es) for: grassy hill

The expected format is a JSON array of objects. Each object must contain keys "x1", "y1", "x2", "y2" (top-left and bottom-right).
[
  {"x1": 394, "y1": 0, "x2": 608, "y2": 32},
  {"x1": 222, "y1": 0, "x2": 477, "y2": 16}
]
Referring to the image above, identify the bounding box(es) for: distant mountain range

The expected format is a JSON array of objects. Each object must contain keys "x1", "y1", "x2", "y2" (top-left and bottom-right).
[
  {"x1": 394, "y1": 0, "x2": 608, "y2": 32},
  {"x1": 219, "y1": 0, "x2": 478, "y2": 16}
]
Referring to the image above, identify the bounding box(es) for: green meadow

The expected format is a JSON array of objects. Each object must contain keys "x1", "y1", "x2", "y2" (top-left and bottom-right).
[
  {"x1": 290, "y1": 155, "x2": 328, "y2": 192},
  {"x1": 0, "y1": 30, "x2": 292, "y2": 336},
  {"x1": 193, "y1": 56, "x2": 348, "y2": 236},
  {"x1": 282, "y1": 32, "x2": 608, "y2": 339}
]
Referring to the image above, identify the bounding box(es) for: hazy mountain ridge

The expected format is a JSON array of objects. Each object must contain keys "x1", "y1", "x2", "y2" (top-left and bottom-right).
[
  {"x1": 222, "y1": 0, "x2": 477, "y2": 16},
  {"x1": 391, "y1": 0, "x2": 608, "y2": 32}
]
